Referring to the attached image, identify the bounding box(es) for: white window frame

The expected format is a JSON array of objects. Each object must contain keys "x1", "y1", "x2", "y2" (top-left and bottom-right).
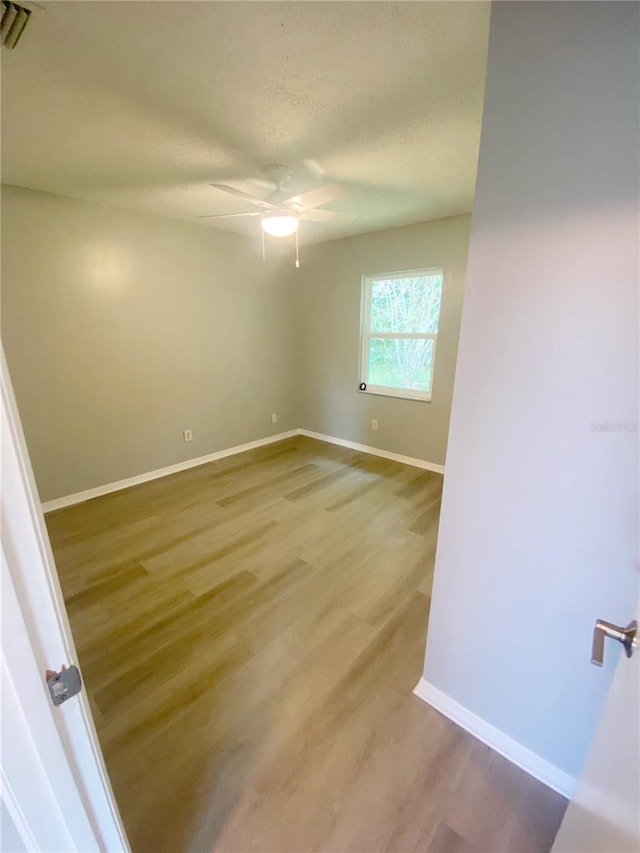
[{"x1": 359, "y1": 267, "x2": 443, "y2": 403}]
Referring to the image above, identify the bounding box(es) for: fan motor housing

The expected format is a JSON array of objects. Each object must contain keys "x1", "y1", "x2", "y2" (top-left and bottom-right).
[{"x1": 262, "y1": 164, "x2": 293, "y2": 190}]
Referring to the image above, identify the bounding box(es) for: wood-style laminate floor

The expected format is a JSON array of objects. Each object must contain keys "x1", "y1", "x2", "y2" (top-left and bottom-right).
[{"x1": 46, "y1": 436, "x2": 566, "y2": 853}]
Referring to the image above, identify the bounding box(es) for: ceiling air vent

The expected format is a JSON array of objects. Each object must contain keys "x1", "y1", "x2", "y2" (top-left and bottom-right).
[{"x1": 1, "y1": 1, "x2": 31, "y2": 49}]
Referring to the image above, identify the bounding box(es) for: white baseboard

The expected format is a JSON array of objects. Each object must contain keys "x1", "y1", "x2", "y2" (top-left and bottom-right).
[
  {"x1": 41, "y1": 430, "x2": 299, "y2": 513},
  {"x1": 413, "y1": 677, "x2": 575, "y2": 799},
  {"x1": 298, "y1": 429, "x2": 445, "y2": 475},
  {"x1": 42, "y1": 427, "x2": 444, "y2": 513}
]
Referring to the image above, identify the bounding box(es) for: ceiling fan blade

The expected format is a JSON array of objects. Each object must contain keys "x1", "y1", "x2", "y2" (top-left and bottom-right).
[
  {"x1": 196, "y1": 211, "x2": 261, "y2": 220},
  {"x1": 209, "y1": 184, "x2": 277, "y2": 209},
  {"x1": 301, "y1": 209, "x2": 356, "y2": 223},
  {"x1": 282, "y1": 183, "x2": 345, "y2": 210}
]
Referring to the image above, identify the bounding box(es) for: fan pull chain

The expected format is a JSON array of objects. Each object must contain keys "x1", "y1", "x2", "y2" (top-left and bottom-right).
[
  {"x1": 295, "y1": 230, "x2": 300, "y2": 269},
  {"x1": 261, "y1": 227, "x2": 266, "y2": 263}
]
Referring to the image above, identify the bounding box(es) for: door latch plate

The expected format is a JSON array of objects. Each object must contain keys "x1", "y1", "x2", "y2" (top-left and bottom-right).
[{"x1": 47, "y1": 665, "x2": 82, "y2": 705}]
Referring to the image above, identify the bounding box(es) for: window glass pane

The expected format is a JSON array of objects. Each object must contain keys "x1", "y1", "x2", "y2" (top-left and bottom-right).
[
  {"x1": 369, "y1": 273, "x2": 442, "y2": 334},
  {"x1": 366, "y1": 337, "x2": 434, "y2": 393}
]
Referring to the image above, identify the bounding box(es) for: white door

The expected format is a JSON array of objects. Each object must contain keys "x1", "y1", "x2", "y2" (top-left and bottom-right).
[
  {"x1": 552, "y1": 597, "x2": 639, "y2": 852},
  {"x1": 1, "y1": 350, "x2": 129, "y2": 852}
]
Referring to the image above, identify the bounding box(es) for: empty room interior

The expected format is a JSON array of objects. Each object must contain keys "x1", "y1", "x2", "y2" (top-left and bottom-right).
[{"x1": 2, "y1": 2, "x2": 638, "y2": 853}]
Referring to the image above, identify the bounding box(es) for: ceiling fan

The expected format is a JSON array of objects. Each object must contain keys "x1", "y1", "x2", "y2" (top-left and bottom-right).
[{"x1": 197, "y1": 164, "x2": 355, "y2": 239}]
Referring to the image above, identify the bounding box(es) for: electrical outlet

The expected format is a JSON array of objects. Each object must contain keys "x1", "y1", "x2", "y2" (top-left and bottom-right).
[
  {"x1": 183, "y1": 429, "x2": 193, "y2": 442},
  {"x1": 271, "y1": 413, "x2": 278, "y2": 424},
  {"x1": 371, "y1": 419, "x2": 378, "y2": 431}
]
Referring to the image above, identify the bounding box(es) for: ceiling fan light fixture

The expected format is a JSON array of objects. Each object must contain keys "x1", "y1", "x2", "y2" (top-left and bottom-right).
[{"x1": 261, "y1": 213, "x2": 299, "y2": 237}]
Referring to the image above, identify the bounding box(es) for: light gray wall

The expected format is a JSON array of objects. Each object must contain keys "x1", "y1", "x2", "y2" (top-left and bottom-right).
[
  {"x1": 297, "y1": 215, "x2": 471, "y2": 465},
  {"x1": 2, "y1": 187, "x2": 471, "y2": 503},
  {"x1": 1, "y1": 186, "x2": 300, "y2": 502},
  {"x1": 424, "y1": 1, "x2": 639, "y2": 780}
]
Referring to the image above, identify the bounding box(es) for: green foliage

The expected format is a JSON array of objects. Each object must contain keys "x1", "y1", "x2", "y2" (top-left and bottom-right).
[
  {"x1": 370, "y1": 275, "x2": 442, "y2": 334},
  {"x1": 368, "y1": 338, "x2": 433, "y2": 391},
  {"x1": 367, "y1": 274, "x2": 442, "y2": 391}
]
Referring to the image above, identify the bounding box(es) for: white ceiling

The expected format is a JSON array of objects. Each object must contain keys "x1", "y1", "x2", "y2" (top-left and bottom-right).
[{"x1": 1, "y1": 1, "x2": 489, "y2": 244}]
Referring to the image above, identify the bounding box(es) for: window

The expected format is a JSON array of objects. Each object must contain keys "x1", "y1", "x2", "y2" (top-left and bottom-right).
[{"x1": 359, "y1": 268, "x2": 443, "y2": 402}]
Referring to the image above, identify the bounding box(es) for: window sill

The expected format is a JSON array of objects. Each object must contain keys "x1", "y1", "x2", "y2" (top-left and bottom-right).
[{"x1": 357, "y1": 388, "x2": 432, "y2": 404}]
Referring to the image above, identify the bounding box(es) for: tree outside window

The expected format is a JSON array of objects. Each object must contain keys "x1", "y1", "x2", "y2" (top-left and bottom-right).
[{"x1": 360, "y1": 270, "x2": 443, "y2": 401}]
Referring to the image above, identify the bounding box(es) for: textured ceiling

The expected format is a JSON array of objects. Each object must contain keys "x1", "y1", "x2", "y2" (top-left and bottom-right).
[{"x1": 1, "y1": 1, "x2": 489, "y2": 244}]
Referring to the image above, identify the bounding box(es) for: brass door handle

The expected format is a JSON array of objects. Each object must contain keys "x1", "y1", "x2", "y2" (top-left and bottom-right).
[{"x1": 591, "y1": 619, "x2": 637, "y2": 667}]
